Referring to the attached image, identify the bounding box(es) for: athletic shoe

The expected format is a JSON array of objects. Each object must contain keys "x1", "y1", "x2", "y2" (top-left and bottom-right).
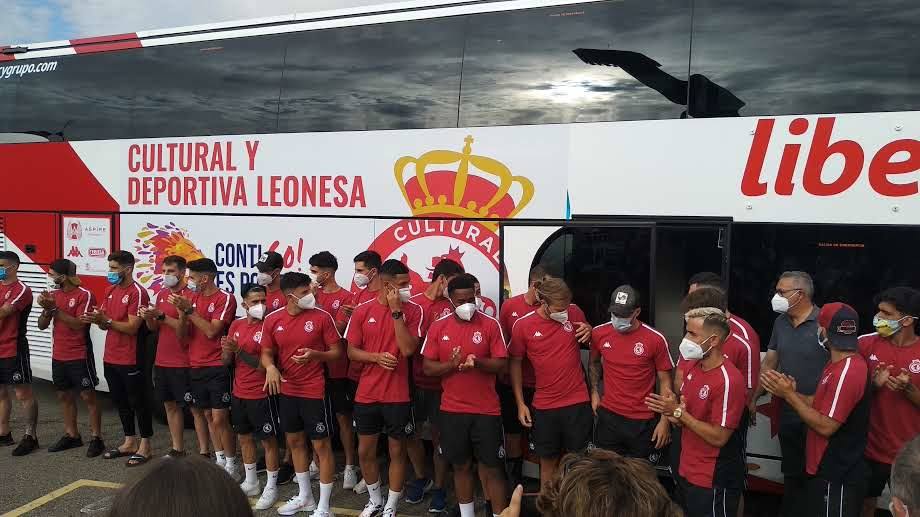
[
  {"x1": 358, "y1": 501, "x2": 383, "y2": 517},
  {"x1": 279, "y1": 462, "x2": 296, "y2": 485},
  {"x1": 0, "y1": 433, "x2": 13, "y2": 446},
  {"x1": 428, "y1": 488, "x2": 447, "y2": 513},
  {"x1": 240, "y1": 479, "x2": 261, "y2": 497},
  {"x1": 255, "y1": 486, "x2": 278, "y2": 511},
  {"x1": 353, "y1": 478, "x2": 368, "y2": 494},
  {"x1": 381, "y1": 508, "x2": 396, "y2": 517},
  {"x1": 342, "y1": 465, "x2": 359, "y2": 490},
  {"x1": 225, "y1": 463, "x2": 242, "y2": 483},
  {"x1": 216, "y1": 455, "x2": 227, "y2": 468},
  {"x1": 12, "y1": 435, "x2": 38, "y2": 456},
  {"x1": 309, "y1": 510, "x2": 333, "y2": 517},
  {"x1": 86, "y1": 437, "x2": 105, "y2": 458},
  {"x1": 48, "y1": 434, "x2": 83, "y2": 453},
  {"x1": 278, "y1": 495, "x2": 317, "y2": 515},
  {"x1": 404, "y1": 477, "x2": 432, "y2": 504},
  {"x1": 309, "y1": 460, "x2": 320, "y2": 480}
]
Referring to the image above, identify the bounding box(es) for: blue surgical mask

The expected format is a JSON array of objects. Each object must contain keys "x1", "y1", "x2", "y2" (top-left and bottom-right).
[
  {"x1": 186, "y1": 280, "x2": 198, "y2": 292},
  {"x1": 0, "y1": 267, "x2": 7, "y2": 281},
  {"x1": 106, "y1": 271, "x2": 121, "y2": 285},
  {"x1": 611, "y1": 316, "x2": 633, "y2": 333}
]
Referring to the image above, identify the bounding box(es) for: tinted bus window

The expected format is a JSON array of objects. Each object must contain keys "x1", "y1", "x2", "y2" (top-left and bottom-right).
[
  {"x1": 8, "y1": 53, "x2": 137, "y2": 140},
  {"x1": 132, "y1": 35, "x2": 286, "y2": 138},
  {"x1": 690, "y1": 0, "x2": 920, "y2": 117},
  {"x1": 459, "y1": 1, "x2": 692, "y2": 127},
  {"x1": 0, "y1": 70, "x2": 17, "y2": 134},
  {"x1": 278, "y1": 18, "x2": 465, "y2": 133}
]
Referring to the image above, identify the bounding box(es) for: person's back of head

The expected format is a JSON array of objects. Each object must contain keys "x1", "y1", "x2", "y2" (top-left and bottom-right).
[
  {"x1": 107, "y1": 456, "x2": 253, "y2": 517},
  {"x1": 891, "y1": 435, "x2": 920, "y2": 517},
  {"x1": 536, "y1": 449, "x2": 682, "y2": 517}
]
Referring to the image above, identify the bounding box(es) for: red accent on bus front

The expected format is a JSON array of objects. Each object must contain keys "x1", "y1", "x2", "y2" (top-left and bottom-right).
[{"x1": 70, "y1": 33, "x2": 141, "y2": 54}]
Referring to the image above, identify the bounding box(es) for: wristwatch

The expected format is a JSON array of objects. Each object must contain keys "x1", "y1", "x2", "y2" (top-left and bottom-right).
[
  {"x1": 672, "y1": 407, "x2": 683, "y2": 419},
  {"x1": 156, "y1": 314, "x2": 166, "y2": 321},
  {"x1": 391, "y1": 311, "x2": 403, "y2": 320}
]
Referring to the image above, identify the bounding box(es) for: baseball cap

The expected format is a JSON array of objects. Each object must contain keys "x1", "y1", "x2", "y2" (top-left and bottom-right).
[
  {"x1": 49, "y1": 258, "x2": 81, "y2": 286},
  {"x1": 818, "y1": 302, "x2": 859, "y2": 350},
  {"x1": 255, "y1": 251, "x2": 284, "y2": 273},
  {"x1": 608, "y1": 285, "x2": 639, "y2": 318}
]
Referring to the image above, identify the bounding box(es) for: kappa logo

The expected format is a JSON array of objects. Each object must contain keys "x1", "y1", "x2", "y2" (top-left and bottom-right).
[
  {"x1": 563, "y1": 321, "x2": 573, "y2": 333},
  {"x1": 699, "y1": 384, "x2": 711, "y2": 400},
  {"x1": 511, "y1": 312, "x2": 518, "y2": 317},
  {"x1": 368, "y1": 318, "x2": 376, "y2": 324},
  {"x1": 442, "y1": 335, "x2": 450, "y2": 341},
  {"x1": 221, "y1": 392, "x2": 231, "y2": 403},
  {"x1": 276, "y1": 326, "x2": 285, "y2": 332},
  {"x1": 262, "y1": 423, "x2": 273, "y2": 434},
  {"x1": 81, "y1": 377, "x2": 91, "y2": 387},
  {"x1": 869, "y1": 354, "x2": 879, "y2": 362},
  {"x1": 910, "y1": 359, "x2": 920, "y2": 374},
  {"x1": 633, "y1": 343, "x2": 645, "y2": 356},
  {"x1": 687, "y1": 373, "x2": 693, "y2": 381},
  {"x1": 68, "y1": 298, "x2": 76, "y2": 308},
  {"x1": 253, "y1": 331, "x2": 262, "y2": 343},
  {"x1": 121, "y1": 295, "x2": 130, "y2": 304},
  {"x1": 207, "y1": 302, "x2": 215, "y2": 313},
  {"x1": 602, "y1": 342, "x2": 611, "y2": 349},
  {"x1": 184, "y1": 392, "x2": 193, "y2": 402},
  {"x1": 305, "y1": 321, "x2": 315, "y2": 333},
  {"x1": 234, "y1": 332, "x2": 240, "y2": 339},
  {"x1": 534, "y1": 331, "x2": 543, "y2": 338},
  {"x1": 473, "y1": 331, "x2": 483, "y2": 344},
  {"x1": 316, "y1": 422, "x2": 327, "y2": 434}
]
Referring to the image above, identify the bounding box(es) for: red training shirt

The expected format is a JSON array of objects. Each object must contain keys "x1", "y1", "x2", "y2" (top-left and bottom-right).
[
  {"x1": 422, "y1": 312, "x2": 508, "y2": 415},
  {"x1": 49, "y1": 287, "x2": 95, "y2": 361},
  {"x1": 265, "y1": 287, "x2": 286, "y2": 314},
  {"x1": 187, "y1": 289, "x2": 237, "y2": 368},
  {"x1": 316, "y1": 287, "x2": 353, "y2": 379},
  {"x1": 509, "y1": 305, "x2": 590, "y2": 410},
  {"x1": 261, "y1": 306, "x2": 340, "y2": 399},
  {"x1": 729, "y1": 313, "x2": 760, "y2": 353},
  {"x1": 346, "y1": 299, "x2": 424, "y2": 404},
  {"x1": 591, "y1": 321, "x2": 673, "y2": 420},
  {"x1": 722, "y1": 333, "x2": 759, "y2": 392},
  {"x1": 0, "y1": 281, "x2": 32, "y2": 359},
  {"x1": 339, "y1": 287, "x2": 379, "y2": 382},
  {"x1": 153, "y1": 286, "x2": 193, "y2": 368},
  {"x1": 410, "y1": 292, "x2": 454, "y2": 391},
  {"x1": 229, "y1": 317, "x2": 266, "y2": 400},
  {"x1": 102, "y1": 282, "x2": 149, "y2": 366},
  {"x1": 499, "y1": 293, "x2": 539, "y2": 388},
  {"x1": 806, "y1": 354, "x2": 869, "y2": 475}
]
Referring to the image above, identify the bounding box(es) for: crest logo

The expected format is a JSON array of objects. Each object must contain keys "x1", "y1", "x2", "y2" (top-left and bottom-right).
[
  {"x1": 12, "y1": 372, "x2": 22, "y2": 382},
  {"x1": 332, "y1": 299, "x2": 341, "y2": 310},
  {"x1": 68, "y1": 298, "x2": 76, "y2": 308},
  {"x1": 262, "y1": 423, "x2": 273, "y2": 434},
  {"x1": 498, "y1": 445, "x2": 505, "y2": 459},
  {"x1": 473, "y1": 331, "x2": 483, "y2": 344},
  {"x1": 208, "y1": 302, "x2": 215, "y2": 313},
  {"x1": 563, "y1": 321, "x2": 574, "y2": 333},
  {"x1": 81, "y1": 377, "x2": 92, "y2": 387},
  {"x1": 699, "y1": 384, "x2": 711, "y2": 400},
  {"x1": 633, "y1": 343, "x2": 645, "y2": 356},
  {"x1": 67, "y1": 222, "x2": 82, "y2": 240},
  {"x1": 405, "y1": 422, "x2": 415, "y2": 435},
  {"x1": 184, "y1": 392, "x2": 193, "y2": 402},
  {"x1": 910, "y1": 359, "x2": 920, "y2": 374},
  {"x1": 305, "y1": 321, "x2": 315, "y2": 333},
  {"x1": 316, "y1": 422, "x2": 327, "y2": 434},
  {"x1": 254, "y1": 331, "x2": 262, "y2": 343},
  {"x1": 221, "y1": 392, "x2": 231, "y2": 403}
]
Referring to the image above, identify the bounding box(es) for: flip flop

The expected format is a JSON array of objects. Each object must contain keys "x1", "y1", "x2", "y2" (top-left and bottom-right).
[
  {"x1": 103, "y1": 448, "x2": 133, "y2": 460},
  {"x1": 126, "y1": 453, "x2": 149, "y2": 467}
]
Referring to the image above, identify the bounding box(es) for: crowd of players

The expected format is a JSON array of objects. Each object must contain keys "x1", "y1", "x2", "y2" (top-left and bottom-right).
[{"x1": 0, "y1": 248, "x2": 918, "y2": 517}]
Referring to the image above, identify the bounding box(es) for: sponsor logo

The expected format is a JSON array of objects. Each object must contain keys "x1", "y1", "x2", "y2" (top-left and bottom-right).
[
  {"x1": 133, "y1": 222, "x2": 206, "y2": 291},
  {"x1": 473, "y1": 331, "x2": 483, "y2": 344},
  {"x1": 276, "y1": 326, "x2": 285, "y2": 332},
  {"x1": 67, "y1": 245, "x2": 83, "y2": 257},
  {"x1": 88, "y1": 248, "x2": 106, "y2": 258},
  {"x1": 68, "y1": 298, "x2": 76, "y2": 308},
  {"x1": 442, "y1": 335, "x2": 450, "y2": 341},
  {"x1": 602, "y1": 342, "x2": 611, "y2": 349},
  {"x1": 262, "y1": 423, "x2": 273, "y2": 434},
  {"x1": 368, "y1": 318, "x2": 376, "y2": 324},
  {"x1": 869, "y1": 354, "x2": 879, "y2": 362},
  {"x1": 305, "y1": 321, "x2": 314, "y2": 333},
  {"x1": 534, "y1": 331, "x2": 543, "y2": 337},
  {"x1": 67, "y1": 222, "x2": 82, "y2": 240},
  {"x1": 698, "y1": 384, "x2": 711, "y2": 400},
  {"x1": 633, "y1": 343, "x2": 645, "y2": 356},
  {"x1": 615, "y1": 292, "x2": 628, "y2": 305},
  {"x1": 563, "y1": 321, "x2": 573, "y2": 333},
  {"x1": 511, "y1": 312, "x2": 518, "y2": 317},
  {"x1": 910, "y1": 359, "x2": 920, "y2": 374},
  {"x1": 316, "y1": 422, "x2": 327, "y2": 434}
]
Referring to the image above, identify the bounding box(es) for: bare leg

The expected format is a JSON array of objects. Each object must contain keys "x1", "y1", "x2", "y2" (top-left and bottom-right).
[
  {"x1": 205, "y1": 409, "x2": 224, "y2": 453},
  {"x1": 454, "y1": 461, "x2": 475, "y2": 504},
  {"x1": 14, "y1": 386, "x2": 37, "y2": 437},
  {"x1": 431, "y1": 427, "x2": 448, "y2": 490},
  {"x1": 313, "y1": 438, "x2": 336, "y2": 484},
  {"x1": 212, "y1": 408, "x2": 236, "y2": 457},
  {"x1": 239, "y1": 433, "x2": 257, "y2": 465},
  {"x1": 407, "y1": 437, "x2": 428, "y2": 479},
  {"x1": 58, "y1": 390, "x2": 79, "y2": 437},
  {"x1": 191, "y1": 407, "x2": 210, "y2": 454},
  {"x1": 287, "y1": 432, "x2": 310, "y2": 474},
  {"x1": 539, "y1": 456, "x2": 559, "y2": 494},
  {"x1": 337, "y1": 412, "x2": 356, "y2": 466},
  {"x1": 387, "y1": 437, "x2": 408, "y2": 492},
  {"x1": 0, "y1": 386, "x2": 11, "y2": 435},
  {"x1": 358, "y1": 434, "x2": 381, "y2": 485},
  {"x1": 262, "y1": 438, "x2": 280, "y2": 472},
  {"x1": 862, "y1": 498, "x2": 878, "y2": 517},
  {"x1": 164, "y1": 401, "x2": 184, "y2": 452},
  {"x1": 80, "y1": 390, "x2": 102, "y2": 438},
  {"x1": 484, "y1": 465, "x2": 508, "y2": 513}
]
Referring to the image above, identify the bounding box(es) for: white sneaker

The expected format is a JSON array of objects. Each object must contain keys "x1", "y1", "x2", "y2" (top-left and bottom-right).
[
  {"x1": 358, "y1": 501, "x2": 383, "y2": 517},
  {"x1": 309, "y1": 460, "x2": 320, "y2": 480},
  {"x1": 255, "y1": 486, "x2": 278, "y2": 511},
  {"x1": 381, "y1": 508, "x2": 396, "y2": 517},
  {"x1": 278, "y1": 495, "x2": 317, "y2": 515},
  {"x1": 240, "y1": 479, "x2": 261, "y2": 497},
  {"x1": 353, "y1": 478, "x2": 368, "y2": 494},
  {"x1": 309, "y1": 510, "x2": 334, "y2": 517},
  {"x1": 225, "y1": 464, "x2": 242, "y2": 483},
  {"x1": 342, "y1": 466, "x2": 359, "y2": 490},
  {"x1": 216, "y1": 456, "x2": 226, "y2": 468}
]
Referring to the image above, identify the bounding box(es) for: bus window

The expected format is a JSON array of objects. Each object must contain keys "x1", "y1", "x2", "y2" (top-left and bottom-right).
[
  {"x1": 278, "y1": 18, "x2": 465, "y2": 133},
  {"x1": 459, "y1": 0, "x2": 692, "y2": 127},
  {"x1": 0, "y1": 71, "x2": 17, "y2": 134},
  {"x1": 131, "y1": 35, "x2": 286, "y2": 138},
  {"x1": 690, "y1": 0, "x2": 920, "y2": 117}
]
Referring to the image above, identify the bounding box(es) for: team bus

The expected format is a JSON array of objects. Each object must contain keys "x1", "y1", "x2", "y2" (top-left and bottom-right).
[{"x1": 2, "y1": 0, "x2": 919, "y2": 497}]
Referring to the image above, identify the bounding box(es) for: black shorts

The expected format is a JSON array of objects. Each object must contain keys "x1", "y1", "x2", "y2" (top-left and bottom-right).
[
  {"x1": 328, "y1": 378, "x2": 357, "y2": 416},
  {"x1": 280, "y1": 395, "x2": 333, "y2": 440},
  {"x1": 531, "y1": 402, "x2": 592, "y2": 458},
  {"x1": 683, "y1": 483, "x2": 741, "y2": 517},
  {"x1": 497, "y1": 381, "x2": 534, "y2": 435},
  {"x1": 438, "y1": 411, "x2": 505, "y2": 468},
  {"x1": 232, "y1": 396, "x2": 280, "y2": 441},
  {"x1": 0, "y1": 355, "x2": 32, "y2": 385},
  {"x1": 412, "y1": 388, "x2": 442, "y2": 427},
  {"x1": 52, "y1": 359, "x2": 98, "y2": 392},
  {"x1": 354, "y1": 402, "x2": 416, "y2": 438},
  {"x1": 594, "y1": 408, "x2": 657, "y2": 461},
  {"x1": 866, "y1": 459, "x2": 892, "y2": 498},
  {"x1": 778, "y1": 419, "x2": 807, "y2": 476},
  {"x1": 806, "y1": 477, "x2": 865, "y2": 517},
  {"x1": 190, "y1": 366, "x2": 231, "y2": 409},
  {"x1": 154, "y1": 366, "x2": 192, "y2": 405}
]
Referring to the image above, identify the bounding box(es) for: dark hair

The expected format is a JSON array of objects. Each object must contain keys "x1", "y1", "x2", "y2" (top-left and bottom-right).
[
  {"x1": 280, "y1": 272, "x2": 311, "y2": 293},
  {"x1": 681, "y1": 286, "x2": 728, "y2": 313},
  {"x1": 309, "y1": 251, "x2": 338, "y2": 270},
  {"x1": 241, "y1": 284, "x2": 266, "y2": 299},
  {"x1": 688, "y1": 271, "x2": 722, "y2": 288},
  {"x1": 50, "y1": 258, "x2": 77, "y2": 276},
  {"x1": 107, "y1": 250, "x2": 135, "y2": 268},
  {"x1": 353, "y1": 250, "x2": 382, "y2": 270},
  {"x1": 107, "y1": 456, "x2": 253, "y2": 517},
  {"x1": 447, "y1": 273, "x2": 477, "y2": 294},
  {"x1": 529, "y1": 264, "x2": 548, "y2": 283},
  {"x1": 0, "y1": 251, "x2": 20, "y2": 266},
  {"x1": 186, "y1": 258, "x2": 218, "y2": 274},
  {"x1": 432, "y1": 258, "x2": 464, "y2": 281},
  {"x1": 378, "y1": 258, "x2": 409, "y2": 278},
  {"x1": 467, "y1": 273, "x2": 480, "y2": 285},
  {"x1": 162, "y1": 255, "x2": 187, "y2": 269},
  {"x1": 874, "y1": 286, "x2": 920, "y2": 318}
]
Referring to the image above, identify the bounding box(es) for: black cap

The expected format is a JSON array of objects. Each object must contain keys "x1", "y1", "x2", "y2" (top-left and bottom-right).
[
  {"x1": 255, "y1": 251, "x2": 284, "y2": 273},
  {"x1": 818, "y1": 302, "x2": 859, "y2": 350},
  {"x1": 608, "y1": 285, "x2": 639, "y2": 318}
]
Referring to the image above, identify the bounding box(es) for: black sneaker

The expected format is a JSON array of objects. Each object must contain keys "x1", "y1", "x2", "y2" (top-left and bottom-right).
[
  {"x1": 86, "y1": 437, "x2": 105, "y2": 458},
  {"x1": 12, "y1": 434, "x2": 38, "y2": 456},
  {"x1": 0, "y1": 433, "x2": 13, "y2": 446},
  {"x1": 49, "y1": 434, "x2": 84, "y2": 453},
  {"x1": 278, "y1": 462, "x2": 295, "y2": 485}
]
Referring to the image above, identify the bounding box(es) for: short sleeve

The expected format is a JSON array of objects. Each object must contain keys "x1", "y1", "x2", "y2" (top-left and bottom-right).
[
  {"x1": 126, "y1": 286, "x2": 142, "y2": 316},
  {"x1": 84, "y1": 290, "x2": 97, "y2": 315},
  {"x1": 322, "y1": 312, "x2": 341, "y2": 347},
  {"x1": 767, "y1": 318, "x2": 780, "y2": 351},
  {"x1": 489, "y1": 320, "x2": 508, "y2": 359},
  {"x1": 509, "y1": 319, "x2": 526, "y2": 358},
  {"x1": 857, "y1": 335, "x2": 873, "y2": 360},
  {"x1": 259, "y1": 317, "x2": 277, "y2": 352},
  {"x1": 406, "y1": 304, "x2": 424, "y2": 339},
  {"x1": 821, "y1": 359, "x2": 868, "y2": 423},
  {"x1": 653, "y1": 334, "x2": 674, "y2": 371},
  {"x1": 420, "y1": 322, "x2": 439, "y2": 361},
  {"x1": 10, "y1": 284, "x2": 32, "y2": 311},
  {"x1": 709, "y1": 368, "x2": 745, "y2": 430},
  {"x1": 335, "y1": 293, "x2": 355, "y2": 326},
  {"x1": 499, "y1": 303, "x2": 513, "y2": 340},
  {"x1": 345, "y1": 306, "x2": 364, "y2": 349},
  {"x1": 569, "y1": 304, "x2": 588, "y2": 325},
  {"x1": 217, "y1": 293, "x2": 236, "y2": 323}
]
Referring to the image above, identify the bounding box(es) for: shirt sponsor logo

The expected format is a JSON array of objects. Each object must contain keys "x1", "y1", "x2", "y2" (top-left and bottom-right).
[
  {"x1": 511, "y1": 312, "x2": 518, "y2": 317},
  {"x1": 910, "y1": 359, "x2": 920, "y2": 374},
  {"x1": 473, "y1": 331, "x2": 483, "y2": 344},
  {"x1": 304, "y1": 321, "x2": 314, "y2": 333},
  {"x1": 534, "y1": 331, "x2": 543, "y2": 337},
  {"x1": 276, "y1": 326, "x2": 285, "y2": 332},
  {"x1": 633, "y1": 343, "x2": 645, "y2": 356},
  {"x1": 698, "y1": 384, "x2": 711, "y2": 400},
  {"x1": 442, "y1": 335, "x2": 450, "y2": 341}
]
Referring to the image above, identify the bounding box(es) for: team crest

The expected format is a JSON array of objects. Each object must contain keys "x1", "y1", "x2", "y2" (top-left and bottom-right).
[
  {"x1": 208, "y1": 302, "x2": 215, "y2": 313},
  {"x1": 633, "y1": 343, "x2": 645, "y2": 356},
  {"x1": 81, "y1": 377, "x2": 91, "y2": 387},
  {"x1": 221, "y1": 392, "x2": 231, "y2": 403},
  {"x1": 332, "y1": 299, "x2": 342, "y2": 310},
  {"x1": 910, "y1": 359, "x2": 920, "y2": 374},
  {"x1": 563, "y1": 321, "x2": 574, "y2": 333},
  {"x1": 272, "y1": 299, "x2": 281, "y2": 309},
  {"x1": 253, "y1": 331, "x2": 262, "y2": 343},
  {"x1": 121, "y1": 295, "x2": 129, "y2": 304},
  {"x1": 473, "y1": 331, "x2": 483, "y2": 344},
  {"x1": 648, "y1": 451, "x2": 661, "y2": 464},
  {"x1": 68, "y1": 298, "x2": 76, "y2": 308},
  {"x1": 184, "y1": 392, "x2": 193, "y2": 402},
  {"x1": 12, "y1": 372, "x2": 22, "y2": 382},
  {"x1": 698, "y1": 384, "x2": 711, "y2": 400},
  {"x1": 304, "y1": 321, "x2": 315, "y2": 333},
  {"x1": 262, "y1": 423, "x2": 273, "y2": 434},
  {"x1": 405, "y1": 422, "x2": 415, "y2": 435},
  {"x1": 497, "y1": 445, "x2": 505, "y2": 459},
  {"x1": 315, "y1": 422, "x2": 326, "y2": 434}
]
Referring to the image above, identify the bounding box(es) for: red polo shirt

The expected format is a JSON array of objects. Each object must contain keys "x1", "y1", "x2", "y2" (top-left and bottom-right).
[
  {"x1": 0, "y1": 281, "x2": 33, "y2": 359},
  {"x1": 229, "y1": 318, "x2": 266, "y2": 400},
  {"x1": 499, "y1": 293, "x2": 539, "y2": 388},
  {"x1": 316, "y1": 287, "x2": 353, "y2": 380},
  {"x1": 153, "y1": 286, "x2": 193, "y2": 368},
  {"x1": 187, "y1": 289, "x2": 237, "y2": 368},
  {"x1": 49, "y1": 287, "x2": 95, "y2": 361},
  {"x1": 411, "y1": 292, "x2": 454, "y2": 391},
  {"x1": 261, "y1": 307, "x2": 340, "y2": 399},
  {"x1": 101, "y1": 282, "x2": 149, "y2": 366}
]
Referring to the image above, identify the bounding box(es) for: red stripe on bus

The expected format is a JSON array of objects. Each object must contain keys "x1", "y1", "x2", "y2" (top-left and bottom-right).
[{"x1": 71, "y1": 33, "x2": 141, "y2": 54}]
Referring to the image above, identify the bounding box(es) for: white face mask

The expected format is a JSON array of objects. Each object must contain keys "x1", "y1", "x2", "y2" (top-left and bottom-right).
[
  {"x1": 186, "y1": 280, "x2": 198, "y2": 292},
  {"x1": 295, "y1": 293, "x2": 316, "y2": 310},
  {"x1": 354, "y1": 272, "x2": 370, "y2": 288},
  {"x1": 549, "y1": 309, "x2": 569, "y2": 324},
  {"x1": 455, "y1": 302, "x2": 477, "y2": 321},
  {"x1": 679, "y1": 336, "x2": 714, "y2": 361},
  {"x1": 771, "y1": 293, "x2": 790, "y2": 313},
  {"x1": 256, "y1": 272, "x2": 273, "y2": 286},
  {"x1": 163, "y1": 274, "x2": 179, "y2": 288},
  {"x1": 308, "y1": 272, "x2": 323, "y2": 286},
  {"x1": 398, "y1": 287, "x2": 412, "y2": 302},
  {"x1": 475, "y1": 297, "x2": 485, "y2": 311},
  {"x1": 247, "y1": 303, "x2": 265, "y2": 320}
]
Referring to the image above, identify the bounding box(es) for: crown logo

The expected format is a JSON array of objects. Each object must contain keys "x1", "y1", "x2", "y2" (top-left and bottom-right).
[{"x1": 394, "y1": 136, "x2": 534, "y2": 230}]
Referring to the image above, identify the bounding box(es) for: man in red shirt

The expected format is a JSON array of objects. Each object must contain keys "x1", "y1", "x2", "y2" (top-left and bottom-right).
[
  {"x1": 36, "y1": 258, "x2": 104, "y2": 457},
  {"x1": 346, "y1": 259, "x2": 424, "y2": 517},
  {"x1": 220, "y1": 284, "x2": 280, "y2": 511},
  {"x1": 762, "y1": 302, "x2": 870, "y2": 517},
  {"x1": 405, "y1": 258, "x2": 464, "y2": 511},
  {"x1": 310, "y1": 250, "x2": 360, "y2": 490},
  {"x1": 0, "y1": 251, "x2": 38, "y2": 456},
  {"x1": 171, "y1": 258, "x2": 239, "y2": 478},
  {"x1": 422, "y1": 273, "x2": 509, "y2": 517},
  {"x1": 338, "y1": 250, "x2": 383, "y2": 333},
  {"x1": 509, "y1": 277, "x2": 592, "y2": 492},
  {"x1": 858, "y1": 287, "x2": 920, "y2": 516},
  {"x1": 255, "y1": 251, "x2": 287, "y2": 314},
  {"x1": 84, "y1": 250, "x2": 152, "y2": 466},
  {"x1": 646, "y1": 307, "x2": 746, "y2": 517},
  {"x1": 589, "y1": 285, "x2": 673, "y2": 460},
  {"x1": 262, "y1": 272, "x2": 343, "y2": 517}
]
